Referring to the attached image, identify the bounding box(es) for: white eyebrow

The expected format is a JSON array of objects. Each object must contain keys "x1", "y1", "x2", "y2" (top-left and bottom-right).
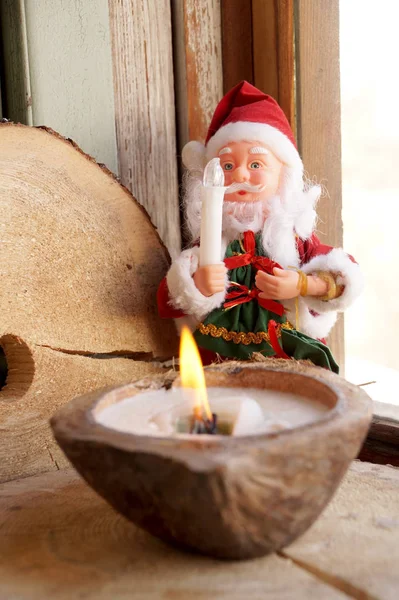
[
  {"x1": 218, "y1": 147, "x2": 232, "y2": 155},
  {"x1": 249, "y1": 146, "x2": 269, "y2": 155}
]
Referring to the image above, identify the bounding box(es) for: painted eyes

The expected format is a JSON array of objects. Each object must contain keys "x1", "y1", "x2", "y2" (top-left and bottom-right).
[{"x1": 222, "y1": 161, "x2": 263, "y2": 171}]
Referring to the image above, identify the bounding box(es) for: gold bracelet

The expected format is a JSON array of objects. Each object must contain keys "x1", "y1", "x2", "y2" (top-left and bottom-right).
[
  {"x1": 287, "y1": 269, "x2": 309, "y2": 330},
  {"x1": 296, "y1": 270, "x2": 308, "y2": 297},
  {"x1": 316, "y1": 271, "x2": 337, "y2": 301}
]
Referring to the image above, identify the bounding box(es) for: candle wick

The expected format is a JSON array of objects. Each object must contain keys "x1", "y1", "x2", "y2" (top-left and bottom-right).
[{"x1": 190, "y1": 412, "x2": 218, "y2": 435}]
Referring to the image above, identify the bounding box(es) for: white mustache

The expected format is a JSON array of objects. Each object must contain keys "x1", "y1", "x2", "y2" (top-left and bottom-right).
[{"x1": 225, "y1": 182, "x2": 265, "y2": 194}]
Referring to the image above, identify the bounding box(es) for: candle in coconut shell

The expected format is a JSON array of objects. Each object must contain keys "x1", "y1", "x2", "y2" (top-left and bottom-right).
[{"x1": 96, "y1": 327, "x2": 329, "y2": 437}]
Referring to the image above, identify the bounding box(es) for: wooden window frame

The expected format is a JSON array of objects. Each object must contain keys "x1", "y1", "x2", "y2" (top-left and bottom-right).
[
  {"x1": 219, "y1": 0, "x2": 399, "y2": 462},
  {"x1": 222, "y1": 0, "x2": 344, "y2": 367}
]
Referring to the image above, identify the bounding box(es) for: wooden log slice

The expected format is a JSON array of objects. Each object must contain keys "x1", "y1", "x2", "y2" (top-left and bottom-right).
[
  {"x1": 0, "y1": 123, "x2": 178, "y2": 358},
  {"x1": 51, "y1": 360, "x2": 373, "y2": 560},
  {"x1": 0, "y1": 333, "x2": 166, "y2": 483}
]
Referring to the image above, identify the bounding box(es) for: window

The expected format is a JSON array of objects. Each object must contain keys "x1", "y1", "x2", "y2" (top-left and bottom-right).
[{"x1": 340, "y1": 0, "x2": 399, "y2": 407}]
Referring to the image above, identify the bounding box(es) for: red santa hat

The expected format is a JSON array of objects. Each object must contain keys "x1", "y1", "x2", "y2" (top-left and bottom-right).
[{"x1": 182, "y1": 80, "x2": 303, "y2": 175}]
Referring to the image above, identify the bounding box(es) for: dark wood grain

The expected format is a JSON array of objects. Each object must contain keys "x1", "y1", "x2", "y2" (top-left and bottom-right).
[
  {"x1": 221, "y1": 0, "x2": 254, "y2": 93},
  {"x1": 252, "y1": 1, "x2": 279, "y2": 98},
  {"x1": 252, "y1": 0, "x2": 295, "y2": 129},
  {"x1": 276, "y1": 0, "x2": 295, "y2": 131},
  {"x1": 358, "y1": 415, "x2": 399, "y2": 466}
]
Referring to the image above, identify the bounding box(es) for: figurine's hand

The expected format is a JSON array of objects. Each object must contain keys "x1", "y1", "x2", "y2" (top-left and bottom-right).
[
  {"x1": 193, "y1": 264, "x2": 227, "y2": 297},
  {"x1": 255, "y1": 268, "x2": 300, "y2": 300}
]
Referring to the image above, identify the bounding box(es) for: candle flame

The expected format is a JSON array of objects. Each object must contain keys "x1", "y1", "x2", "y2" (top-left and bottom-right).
[{"x1": 179, "y1": 327, "x2": 212, "y2": 420}]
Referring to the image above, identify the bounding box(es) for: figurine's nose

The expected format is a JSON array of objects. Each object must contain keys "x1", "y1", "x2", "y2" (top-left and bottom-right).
[{"x1": 233, "y1": 166, "x2": 249, "y2": 182}]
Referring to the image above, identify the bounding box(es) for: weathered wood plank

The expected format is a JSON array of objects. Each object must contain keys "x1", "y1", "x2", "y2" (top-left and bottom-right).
[
  {"x1": 0, "y1": 468, "x2": 350, "y2": 599},
  {"x1": 295, "y1": 0, "x2": 344, "y2": 367},
  {"x1": 109, "y1": 0, "x2": 181, "y2": 257},
  {"x1": 172, "y1": 0, "x2": 223, "y2": 147},
  {"x1": 285, "y1": 461, "x2": 399, "y2": 600}
]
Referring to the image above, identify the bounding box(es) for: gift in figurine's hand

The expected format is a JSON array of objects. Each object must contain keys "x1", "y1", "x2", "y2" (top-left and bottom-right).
[
  {"x1": 194, "y1": 264, "x2": 227, "y2": 297},
  {"x1": 255, "y1": 268, "x2": 300, "y2": 301}
]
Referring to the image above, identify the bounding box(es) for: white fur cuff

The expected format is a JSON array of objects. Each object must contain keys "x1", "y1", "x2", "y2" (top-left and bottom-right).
[
  {"x1": 284, "y1": 298, "x2": 337, "y2": 340},
  {"x1": 166, "y1": 247, "x2": 229, "y2": 322},
  {"x1": 301, "y1": 248, "x2": 364, "y2": 314}
]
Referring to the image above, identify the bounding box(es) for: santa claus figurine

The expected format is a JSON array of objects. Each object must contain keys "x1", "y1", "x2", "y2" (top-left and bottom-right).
[{"x1": 157, "y1": 81, "x2": 363, "y2": 372}]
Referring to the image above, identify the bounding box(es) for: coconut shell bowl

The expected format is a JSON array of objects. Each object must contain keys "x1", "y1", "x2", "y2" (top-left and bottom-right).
[{"x1": 50, "y1": 360, "x2": 372, "y2": 560}]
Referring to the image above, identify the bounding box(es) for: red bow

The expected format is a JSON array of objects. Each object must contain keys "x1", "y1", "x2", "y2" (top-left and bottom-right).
[
  {"x1": 224, "y1": 282, "x2": 284, "y2": 316},
  {"x1": 223, "y1": 231, "x2": 284, "y2": 317},
  {"x1": 224, "y1": 231, "x2": 282, "y2": 273}
]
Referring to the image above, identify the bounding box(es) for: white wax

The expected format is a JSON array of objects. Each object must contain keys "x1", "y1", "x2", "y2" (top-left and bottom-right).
[
  {"x1": 199, "y1": 186, "x2": 225, "y2": 266},
  {"x1": 95, "y1": 387, "x2": 330, "y2": 438}
]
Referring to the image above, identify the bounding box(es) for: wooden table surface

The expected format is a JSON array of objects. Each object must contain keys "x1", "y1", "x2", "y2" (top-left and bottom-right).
[{"x1": 1, "y1": 461, "x2": 398, "y2": 600}]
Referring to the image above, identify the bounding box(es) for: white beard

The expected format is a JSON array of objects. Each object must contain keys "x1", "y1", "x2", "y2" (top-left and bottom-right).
[
  {"x1": 221, "y1": 197, "x2": 270, "y2": 242},
  {"x1": 183, "y1": 168, "x2": 319, "y2": 266}
]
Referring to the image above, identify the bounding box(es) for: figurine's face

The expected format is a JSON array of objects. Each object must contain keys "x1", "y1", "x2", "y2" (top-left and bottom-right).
[{"x1": 217, "y1": 141, "x2": 283, "y2": 203}]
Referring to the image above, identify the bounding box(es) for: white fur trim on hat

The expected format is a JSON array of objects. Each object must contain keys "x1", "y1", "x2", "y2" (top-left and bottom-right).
[
  {"x1": 301, "y1": 248, "x2": 364, "y2": 313},
  {"x1": 205, "y1": 121, "x2": 303, "y2": 173},
  {"x1": 166, "y1": 246, "x2": 229, "y2": 322},
  {"x1": 182, "y1": 141, "x2": 206, "y2": 171}
]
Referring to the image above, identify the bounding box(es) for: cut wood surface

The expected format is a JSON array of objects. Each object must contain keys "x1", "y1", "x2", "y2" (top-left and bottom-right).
[
  {"x1": 0, "y1": 123, "x2": 178, "y2": 482},
  {"x1": 0, "y1": 467, "x2": 363, "y2": 600},
  {"x1": 284, "y1": 460, "x2": 399, "y2": 600},
  {"x1": 0, "y1": 335, "x2": 165, "y2": 483},
  {"x1": 0, "y1": 123, "x2": 177, "y2": 358},
  {"x1": 2, "y1": 461, "x2": 397, "y2": 598},
  {"x1": 108, "y1": 0, "x2": 181, "y2": 258}
]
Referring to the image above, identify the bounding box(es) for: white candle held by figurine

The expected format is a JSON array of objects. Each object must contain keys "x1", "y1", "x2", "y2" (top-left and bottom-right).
[{"x1": 199, "y1": 158, "x2": 226, "y2": 266}]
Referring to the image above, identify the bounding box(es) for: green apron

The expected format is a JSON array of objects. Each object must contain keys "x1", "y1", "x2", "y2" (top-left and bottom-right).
[{"x1": 194, "y1": 231, "x2": 339, "y2": 373}]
